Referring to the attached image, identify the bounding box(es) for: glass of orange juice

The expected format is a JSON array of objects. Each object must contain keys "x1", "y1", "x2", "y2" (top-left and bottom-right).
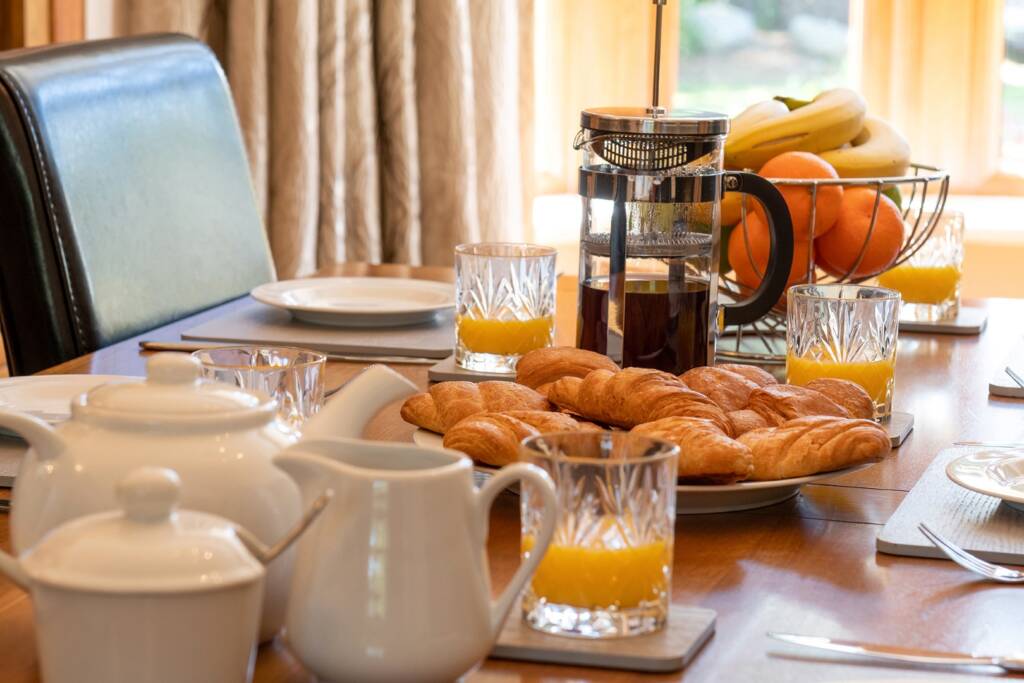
[
  {"x1": 520, "y1": 432, "x2": 678, "y2": 638},
  {"x1": 787, "y1": 284, "x2": 901, "y2": 418},
  {"x1": 876, "y1": 210, "x2": 964, "y2": 322},
  {"x1": 454, "y1": 243, "x2": 557, "y2": 373}
]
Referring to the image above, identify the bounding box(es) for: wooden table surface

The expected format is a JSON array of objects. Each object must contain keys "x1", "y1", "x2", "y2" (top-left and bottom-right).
[{"x1": 2, "y1": 263, "x2": 1023, "y2": 682}]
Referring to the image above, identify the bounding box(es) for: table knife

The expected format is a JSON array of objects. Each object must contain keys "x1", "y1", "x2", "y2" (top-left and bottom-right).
[
  {"x1": 139, "y1": 341, "x2": 438, "y2": 365},
  {"x1": 768, "y1": 633, "x2": 1024, "y2": 672}
]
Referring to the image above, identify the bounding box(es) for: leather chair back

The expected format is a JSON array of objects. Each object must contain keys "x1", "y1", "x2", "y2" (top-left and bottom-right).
[{"x1": 0, "y1": 34, "x2": 275, "y2": 375}]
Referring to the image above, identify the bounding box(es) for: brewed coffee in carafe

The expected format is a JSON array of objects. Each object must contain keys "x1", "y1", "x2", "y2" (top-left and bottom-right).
[{"x1": 573, "y1": 107, "x2": 794, "y2": 375}]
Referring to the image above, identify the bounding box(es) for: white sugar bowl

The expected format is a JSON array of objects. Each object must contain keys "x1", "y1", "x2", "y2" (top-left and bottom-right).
[{"x1": 0, "y1": 467, "x2": 328, "y2": 683}]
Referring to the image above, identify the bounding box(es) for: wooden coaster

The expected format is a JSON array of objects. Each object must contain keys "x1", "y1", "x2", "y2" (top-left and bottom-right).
[
  {"x1": 491, "y1": 604, "x2": 716, "y2": 673},
  {"x1": 427, "y1": 355, "x2": 516, "y2": 383},
  {"x1": 898, "y1": 306, "x2": 987, "y2": 336},
  {"x1": 883, "y1": 411, "x2": 914, "y2": 448}
]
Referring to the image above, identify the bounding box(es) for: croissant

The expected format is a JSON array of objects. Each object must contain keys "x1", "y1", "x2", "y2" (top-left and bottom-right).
[
  {"x1": 679, "y1": 366, "x2": 758, "y2": 412},
  {"x1": 515, "y1": 346, "x2": 619, "y2": 390},
  {"x1": 727, "y1": 409, "x2": 769, "y2": 436},
  {"x1": 400, "y1": 381, "x2": 550, "y2": 434},
  {"x1": 632, "y1": 417, "x2": 753, "y2": 483},
  {"x1": 738, "y1": 415, "x2": 891, "y2": 480},
  {"x1": 717, "y1": 363, "x2": 777, "y2": 387},
  {"x1": 804, "y1": 378, "x2": 875, "y2": 420},
  {"x1": 442, "y1": 410, "x2": 598, "y2": 467},
  {"x1": 747, "y1": 384, "x2": 850, "y2": 426},
  {"x1": 547, "y1": 367, "x2": 732, "y2": 435}
]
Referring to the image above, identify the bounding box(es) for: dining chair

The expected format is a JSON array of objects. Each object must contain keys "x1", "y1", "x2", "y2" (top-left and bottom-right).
[{"x1": 0, "y1": 34, "x2": 275, "y2": 375}]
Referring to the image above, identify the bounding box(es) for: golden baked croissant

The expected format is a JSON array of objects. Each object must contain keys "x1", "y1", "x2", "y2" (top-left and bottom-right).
[
  {"x1": 547, "y1": 367, "x2": 732, "y2": 435},
  {"x1": 515, "y1": 346, "x2": 619, "y2": 390},
  {"x1": 804, "y1": 378, "x2": 875, "y2": 419},
  {"x1": 442, "y1": 410, "x2": 598, "y2": 467},
  {"x1": 400, "y1": 381, "x2": 550, "y2": 434},
  {"x1": 631, "y1": 417, "x2": 753, "y2": 483},
  {"x1": 747, "y1": 384, "x2": 850, "y2": 426},
  {"x1": 679, "y1": 366, "x2": 758, "y2": 412},
  {"x1": 727, "y1": 409, "x2": 770, "y2": 436},
  {"x1": 717, "y1": 363, "x2": 777, "y2": 387},
  {"x1": 738, "y1": 415, "x2": 890, "y2": 480}
]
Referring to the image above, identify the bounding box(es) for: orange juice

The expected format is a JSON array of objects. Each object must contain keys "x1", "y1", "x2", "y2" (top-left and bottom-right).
[
  {"x1": 787, "y1": 354, "x2": 895, "y2": 407},
  {"x1": 456, "y1": 316, "x2": 553, "y2": 356},
  {"x1": 877, "y1": 264, "x2": 960, "y2": 305},
  {"x1": 523, "y1": 533, "x2": 669, "y2": 608}
]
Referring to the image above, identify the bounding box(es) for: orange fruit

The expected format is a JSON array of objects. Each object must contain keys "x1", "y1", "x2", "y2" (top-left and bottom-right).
[
  {"x1": 815, "y1": 188, "x2": 904, "y2": 279},
  {"x1": 754, "y1": 151, "x2": 843, "y2": 241},
  {"x1": 728, "y1": 213, "x2": 812, "y2": 292}
]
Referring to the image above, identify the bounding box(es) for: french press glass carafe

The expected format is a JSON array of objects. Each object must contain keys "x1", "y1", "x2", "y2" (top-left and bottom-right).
[{"x1": 574, "y1": 107, "x2": 795, "y2": 375}]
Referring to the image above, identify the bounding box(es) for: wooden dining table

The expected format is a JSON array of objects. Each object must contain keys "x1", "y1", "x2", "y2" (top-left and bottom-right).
[{"x1": 1, "y1": 263, "x2": 1023, "y2": 682}]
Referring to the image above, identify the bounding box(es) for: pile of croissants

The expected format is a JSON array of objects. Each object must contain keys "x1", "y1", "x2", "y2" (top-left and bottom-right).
[{"x1": 400, "y1": 347, "x2": 892, "y2": 484}]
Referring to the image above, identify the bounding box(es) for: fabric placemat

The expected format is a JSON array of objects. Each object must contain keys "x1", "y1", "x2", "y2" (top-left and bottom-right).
[
  {"x1": 0, "y1": 437, "x2": 26, "y2": 487},
  {"x1": 877, "y1": 447, "x2": 1024, "y2": 564},
  {"x1": 182, "y1": 300, "x2": 454, "y2": 359}
]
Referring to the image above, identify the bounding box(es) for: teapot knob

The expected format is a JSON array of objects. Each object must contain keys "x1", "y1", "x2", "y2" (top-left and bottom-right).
[
  {"x1": 117, "y1": 467, "x2": 181, "y2": 522},
  {"x1": 147, "y1": 353, "x2": 201, "y2": 385}
]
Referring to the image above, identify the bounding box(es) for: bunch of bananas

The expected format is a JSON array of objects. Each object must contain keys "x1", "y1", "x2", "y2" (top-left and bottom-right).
[{"x1": 724, "y1": 88, "x2": 910, "y2": 178}]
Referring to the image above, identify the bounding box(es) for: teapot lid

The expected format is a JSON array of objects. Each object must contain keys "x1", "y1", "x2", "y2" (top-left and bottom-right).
[
  {"x1": 19, "y1": 468, "x2": 264, "y2": 593},
  {"x1": 75, "y1": 354, "x2": 277, "y2": 428}
]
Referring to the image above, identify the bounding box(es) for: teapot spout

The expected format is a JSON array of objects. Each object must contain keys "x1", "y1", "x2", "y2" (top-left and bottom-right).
[
  {"x1": 0, "y1": 550, "x2": 29, "y2": 591},
  {"x1": 0, "y1": 410, "x2": 64, "y2": 461},
  {"x1": 300, "y1": 365, "x2": 417, "y2": 441}
]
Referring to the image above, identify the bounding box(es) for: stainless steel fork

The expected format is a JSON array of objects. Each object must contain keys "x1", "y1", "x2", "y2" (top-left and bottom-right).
[{"x1": 918, "y1": 523, "x2": 1024, "y2": 583}]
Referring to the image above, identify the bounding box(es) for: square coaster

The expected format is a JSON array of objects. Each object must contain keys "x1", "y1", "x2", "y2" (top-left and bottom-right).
[
  {"x1": 883, "y1": 411, "x2": 913, "y2": 448},
  {"x1": 428, "y1": 355, "x2": 516, "y2": 383},
  {"x1": 898, "y1": 306, "x2": 987, "y2": 335},
  {"x1": 491, "y1": 603, "x2": 716, "y2": 673}
]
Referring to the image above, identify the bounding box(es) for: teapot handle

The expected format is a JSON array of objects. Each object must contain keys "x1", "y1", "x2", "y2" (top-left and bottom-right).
[{"x1": 474, "y1": 463, "x2": 557, "y2": 640}]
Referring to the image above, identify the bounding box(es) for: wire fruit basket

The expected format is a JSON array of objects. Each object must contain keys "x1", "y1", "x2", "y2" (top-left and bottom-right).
[{"x1": 718, "y1": 163, "x2": 950, "y2": 364}]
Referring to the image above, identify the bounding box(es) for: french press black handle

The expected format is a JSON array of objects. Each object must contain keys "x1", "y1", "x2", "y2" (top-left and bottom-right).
[{"x1": 721, "y1": 171, "x2": 795, "y2": 327}]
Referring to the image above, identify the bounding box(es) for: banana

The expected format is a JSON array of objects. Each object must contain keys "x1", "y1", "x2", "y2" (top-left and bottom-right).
[
  {"x1": 818, "y1": 116, "x2": 911, "y2": 178},
  {"x1": 725, "y1": 88, "x2": 866, "y2": 171},
  {"x1": 729, "y1": 99, "x2": 789, "y2": 139}
]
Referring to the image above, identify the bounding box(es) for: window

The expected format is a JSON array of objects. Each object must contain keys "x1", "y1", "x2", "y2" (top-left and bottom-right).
[
  {"x1": 674, "y1": 0, "x2": 850, "y2": 115},
  {"x1": 1003, "y1": 0, "x2": 1024, "y2": 173}
]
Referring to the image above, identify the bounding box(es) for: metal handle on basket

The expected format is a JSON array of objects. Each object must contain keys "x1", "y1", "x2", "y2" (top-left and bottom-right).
[{"x1": 721, "y1": 171, "x2": 795, "y2": 327}]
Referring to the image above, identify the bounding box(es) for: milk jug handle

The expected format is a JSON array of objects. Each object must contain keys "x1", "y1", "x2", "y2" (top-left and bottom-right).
[{"x1": 474, "y1": 463, "x2": 557, "y2": 639}]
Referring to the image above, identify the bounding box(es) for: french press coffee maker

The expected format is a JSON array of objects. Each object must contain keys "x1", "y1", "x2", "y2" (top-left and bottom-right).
[{"x1": 574, "y1": 1, "x2": 794, "y2": 375}]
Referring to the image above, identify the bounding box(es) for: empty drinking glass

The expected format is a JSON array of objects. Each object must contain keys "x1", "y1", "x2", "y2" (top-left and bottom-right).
[
  {"x1": 520, "y1": 431, "x2": 678, "y2": 639},
  {"x1": 454, "y1": 243, "x2": 557, "y2": 373},
  {"x1": 192, "y1": 346, "x2": 325, "y2": 431}
]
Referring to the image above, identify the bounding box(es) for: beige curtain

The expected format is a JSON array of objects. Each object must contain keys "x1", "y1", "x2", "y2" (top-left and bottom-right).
[
  {"x1": 117, "y1": 0, "x2": 532, "y2": 277},
  {"x1": 851, "y1": 0, "x2": 1004, "y2": 191}
]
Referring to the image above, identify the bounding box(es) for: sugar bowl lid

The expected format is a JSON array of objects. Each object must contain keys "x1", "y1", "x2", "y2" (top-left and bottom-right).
[
  {"x1": 74, "y1": 353, "x2": 277, "y2": 428},
  {"x1": 19, "y1": 468, "x2": 264, "y2": 593},
  {"x1": 580, "y1": 107, "x2": 729, "y2": 136}
]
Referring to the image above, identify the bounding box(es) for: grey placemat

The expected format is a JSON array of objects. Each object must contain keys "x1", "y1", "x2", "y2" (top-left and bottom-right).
[
  {"x1": 492, "y1": 603, "x2": 715, "y2": 673},
  {"x1": 0, "y1": 438, "x2": 26, "y2": 487},
  {"x1": 182, "y1": 300, "x2": 454, "y2": 359},
  {"x1": 428, "y1": 355, "x2": 517, "y2": 383},
  {"x1": 898, "y1": 306, "x2": 987, "y2": 335},
  {"x1": 877, "y1": 447, "x2": 1024, "y2": 564}
]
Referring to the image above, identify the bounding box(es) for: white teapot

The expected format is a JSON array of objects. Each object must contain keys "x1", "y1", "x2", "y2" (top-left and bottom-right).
[
  {"x1": 0, "y1": 467, "x2": 329, "y2": 683},
  {"x1": 0, "y1": 353, "x2": 417, "y2": 640},
  {"x1": 274, "y1": 438, "x2": 558, "y2": 682}
]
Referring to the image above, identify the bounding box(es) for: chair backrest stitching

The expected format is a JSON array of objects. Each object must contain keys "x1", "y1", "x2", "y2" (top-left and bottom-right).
[{"x1": 0, "y1": 71, "x2": 87, "y2": 352}]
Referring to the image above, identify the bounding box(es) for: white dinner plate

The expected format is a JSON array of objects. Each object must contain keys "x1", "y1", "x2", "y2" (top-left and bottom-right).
[
  {"x1": 946, "y1": 449, "x2": 1024, "y2": 512},
  {"x1": 412, "y1": 428, "x2": 877, "y2": 513},
  {"x1": 0, "y1": 375, "x2": 142, "y2": 424},
  {"x1": 251, "y1": 277, "x2": 455, "y2": 328}
]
